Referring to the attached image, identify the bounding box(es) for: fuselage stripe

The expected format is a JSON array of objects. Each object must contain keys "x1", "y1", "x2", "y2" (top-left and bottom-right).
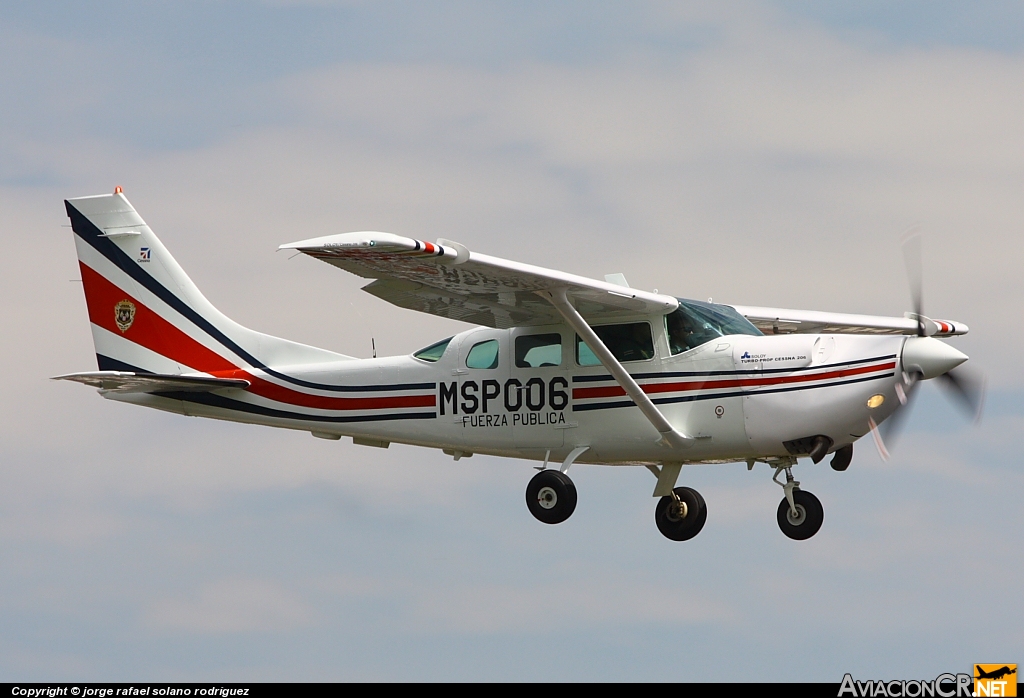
[
  {"x1": 160, "y1": 390, "x2": 437, "y2": 423},
  {"x1": 572, "y1": 371, "x2": 896, "y2": 411},
  {"x1": 571, "y1": 360, "x2": 897, "y2": 400},
  {"x1": 80, "y1": 263, "x2": 435, "y2": 412},
  {"x1": 570, "y1": 353, "x2": 899, "y2": 382}
]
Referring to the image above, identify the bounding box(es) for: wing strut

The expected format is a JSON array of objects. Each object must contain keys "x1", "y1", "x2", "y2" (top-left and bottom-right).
[{"x1": 540, "y1": 288, "x2": 694, "y2": 451}]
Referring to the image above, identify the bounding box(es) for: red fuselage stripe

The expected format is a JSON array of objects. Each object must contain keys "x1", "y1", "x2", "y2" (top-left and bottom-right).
[
  {"x1": 572, "y1": 361, "x2": 897, "y2": 400},
  {"x1": 80, "y1": 263, "x2": 435, "y2": 411}
]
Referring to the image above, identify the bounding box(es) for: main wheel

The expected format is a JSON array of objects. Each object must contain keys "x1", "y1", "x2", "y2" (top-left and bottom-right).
[
  {"x1": 526, "y1": 470, "x2": 577, "y2": 524},
  {"x1": 777, "y1": 489, "x2": 824, "y2": 540},
  {"x1": 654, "y1": 487, "x2": 707, "y2": 541}
]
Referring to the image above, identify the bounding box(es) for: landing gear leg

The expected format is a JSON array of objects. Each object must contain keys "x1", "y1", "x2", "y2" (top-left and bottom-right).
[
  {"x1": 772, "y1": 464, "x2": 823, "y2": 540},
  {"x1": 526, "y1": 469, "x2": 577, "y2": 524},
  {"x1": 654, "y1": 487, "x2": 707, "y2": 541}
]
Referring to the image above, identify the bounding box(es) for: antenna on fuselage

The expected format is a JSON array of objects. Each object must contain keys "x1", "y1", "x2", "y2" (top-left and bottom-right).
[{"x1": 372, "y1": 338, "x2": 376, "y2": 359}]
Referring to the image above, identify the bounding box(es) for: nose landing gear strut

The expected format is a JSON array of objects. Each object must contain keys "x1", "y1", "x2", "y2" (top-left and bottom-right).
[{"x1": 772, "y1": 462, "x2": 824, "y2": 540}]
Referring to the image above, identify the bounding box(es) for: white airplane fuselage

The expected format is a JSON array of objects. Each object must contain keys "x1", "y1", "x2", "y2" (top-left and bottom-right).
[{"x1": 110, "y1": 325, "x2": 906, "y2": 466}]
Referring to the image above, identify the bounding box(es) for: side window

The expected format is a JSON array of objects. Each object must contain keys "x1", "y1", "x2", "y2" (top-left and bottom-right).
[
  {"x1": 413, "y1": 336, "x2": 453, "y2": 362},
  {"x1": 466, "y1": 339, "x2": 499, "y2": 369},
  {"x1": 515, "y1": 333, "x2": 562, "y2": 368},
  {"x1": 576, "y1": 323, "x2": 654, "y2": 366}
]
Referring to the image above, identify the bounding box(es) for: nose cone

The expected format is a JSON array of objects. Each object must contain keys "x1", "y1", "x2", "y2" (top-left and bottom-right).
[{"x1": 902, "y1": 337, "x2": 968, "y2": 380}]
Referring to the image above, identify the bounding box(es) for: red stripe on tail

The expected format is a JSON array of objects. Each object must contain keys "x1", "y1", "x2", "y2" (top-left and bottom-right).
[
  {"x1": 80, "y1": 262, "x2": 236, "y2": 373},
  {"x1": 80, "y1": 263, "x2": 435, "y2": 412}
]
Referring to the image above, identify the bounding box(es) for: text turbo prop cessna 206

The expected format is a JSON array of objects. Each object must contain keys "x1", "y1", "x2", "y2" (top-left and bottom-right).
[{"x1": 56, "y1": 190, "x2": 980, "y2": 541}]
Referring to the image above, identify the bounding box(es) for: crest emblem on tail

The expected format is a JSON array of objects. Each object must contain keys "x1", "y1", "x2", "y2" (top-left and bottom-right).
[{"x1": 114, "y1": 299, "x2": 136, "y2": 333}]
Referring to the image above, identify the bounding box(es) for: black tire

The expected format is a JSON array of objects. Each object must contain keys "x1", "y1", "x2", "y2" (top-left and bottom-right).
[
  {"x1": 654, "y1": 486, "x2": 707, "y2": 541},
  {"x1": 526, "y1": 470, "x2": 577, "y2": 524},
  {"x1": 777, "y1": 489, "x2": 824, "y2": 540}
]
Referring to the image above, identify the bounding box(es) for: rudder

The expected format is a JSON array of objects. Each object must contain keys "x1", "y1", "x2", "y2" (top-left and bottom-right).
[{"x1": 67, "y1": 190, "x2": 350, "y2": 377}]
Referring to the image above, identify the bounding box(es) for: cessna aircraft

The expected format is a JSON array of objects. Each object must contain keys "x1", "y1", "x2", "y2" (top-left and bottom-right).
[{"x1": 55, "y1": 189, "x2": 982, "y2": 541}]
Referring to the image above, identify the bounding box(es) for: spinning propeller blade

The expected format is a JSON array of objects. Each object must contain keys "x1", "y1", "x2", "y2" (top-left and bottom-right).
[
  {"x1": 901, "y1": 230, "x2": 925, "y2": 337},
  {"x1": 872, "y1": 230, "x2": 985, "y2": 459},
  {"x1": 936, "y1": 367, "x2": 985, "y2": 423},
  {"x1": 868, "y1": 416, "x2": 890, "y2": 462},
  {"x1": 877, "y1": 372, "x2": 919, "y2": 453}
]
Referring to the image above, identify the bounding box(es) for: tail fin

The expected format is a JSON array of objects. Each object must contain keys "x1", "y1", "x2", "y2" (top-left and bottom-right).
[{"x1": 66, "y1": 190, "x2": 350, "y2": 377}]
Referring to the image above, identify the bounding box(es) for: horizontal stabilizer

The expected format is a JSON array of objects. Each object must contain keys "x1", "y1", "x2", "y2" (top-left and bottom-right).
[{"x1": 51, "y1": 371, "x2": 250, "y2": 394}]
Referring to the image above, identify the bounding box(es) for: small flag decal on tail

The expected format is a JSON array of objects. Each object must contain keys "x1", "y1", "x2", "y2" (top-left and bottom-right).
[{"x1": 114, "y1": 299, "x2": 136, "y2": 333}]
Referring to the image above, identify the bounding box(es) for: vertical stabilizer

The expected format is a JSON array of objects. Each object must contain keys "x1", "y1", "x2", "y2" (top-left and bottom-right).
[{"x1": 66, "y1": 190, "x2": 351, "y2": 376}]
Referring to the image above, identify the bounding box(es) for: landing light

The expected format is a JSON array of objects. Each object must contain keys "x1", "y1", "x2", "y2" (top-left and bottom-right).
[{"x1": 867, "y1": 394, "x2": 885, "y2": 409}]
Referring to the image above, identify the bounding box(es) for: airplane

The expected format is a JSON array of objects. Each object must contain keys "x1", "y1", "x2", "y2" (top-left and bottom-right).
[
  {"x1": 54, "y1": 188, "x2": 983, "y2": 541},
  {"x1": 975, "y1": 667, "x2": 1016, "y2": 682}
]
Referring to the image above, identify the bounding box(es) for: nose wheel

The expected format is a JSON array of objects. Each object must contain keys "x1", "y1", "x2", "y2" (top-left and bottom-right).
[
  {"x1": 654, "y1": 486, "x2": 707, "y2": 541},
  {"x1": 777, "y1": 489, "x2": 823, "y2": 539},
  {"x1": 771, "y1": 464, "x2": 824, "y2": 540},
  {"x1": 526, "y1": 469, "x2": 577, "y2": 524}
]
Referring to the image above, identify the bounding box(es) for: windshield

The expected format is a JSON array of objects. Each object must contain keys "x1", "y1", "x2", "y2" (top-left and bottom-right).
[{"x1": 665, "y1": 299, "x2": 762, "y2": 355}]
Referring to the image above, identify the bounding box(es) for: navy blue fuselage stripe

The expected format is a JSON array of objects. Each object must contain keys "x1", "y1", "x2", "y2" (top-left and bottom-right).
[
  {"x1": 68, "y1": 201, "x2": 432, "y2": 394},
  {"x1": 571, "y1": 372, "x2": 895, "y2": 412},
  {"x1": 571, "y1": 354, "x2": 899, "y2": 383},
  {"x1": 96, "y1": 354, "x2": 153, "y2": 373},
  {"x1": 157, "y1": 390, "x2": 437, "y2": 423}
]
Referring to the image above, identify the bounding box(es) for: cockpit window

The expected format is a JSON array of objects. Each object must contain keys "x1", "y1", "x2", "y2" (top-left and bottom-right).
[
  {"x1": 665, "y1": 299, "x2": 762, "y2": 355},
  {"x1": 577, "y1": 322, "x2": 655, "y2": 366},
  {"x1": 413, "y1": 336, "x2": 453, "y2": 362}
]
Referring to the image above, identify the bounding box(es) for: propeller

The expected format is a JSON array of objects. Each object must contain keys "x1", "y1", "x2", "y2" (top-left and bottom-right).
[
  {"x1": 870, "y1": 231, "x2": 985, "y2": 460},
  {"x1": 937, "y1": 365, "x2": 986, "y2": 422},
  {"x1": 876, "y1": 369, "x2": 920, "y2": 453},
  {"x1": 902, "y1": 229, "x2": 926, "y2": 338}
]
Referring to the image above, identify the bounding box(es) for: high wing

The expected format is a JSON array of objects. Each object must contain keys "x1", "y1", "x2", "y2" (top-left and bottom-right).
[
  {"x1": 279, "y1": 231, "x2": 968, "y2": 337},
  {"x1": 52, "y1": 371, "x2": 251, "y2": 394},
  {"x1": 279, "y1": 232, "x2": 678, "y2": 328},
  {"x1": 730, "y1": 305, "x2": 968, "y2": 337}
]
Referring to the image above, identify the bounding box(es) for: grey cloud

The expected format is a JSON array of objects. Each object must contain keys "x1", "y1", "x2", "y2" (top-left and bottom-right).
[{"x1": 144, "y1": 579, "x2": 314, "y2": 634}]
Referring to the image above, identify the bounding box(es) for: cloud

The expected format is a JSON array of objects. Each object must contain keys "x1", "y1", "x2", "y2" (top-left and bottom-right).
[
  {"x1": 2, "y1": 0, "x2": 1023, "y2": 681},
  {"x1": 11, "y1": 11, "x2": 1012, "y2": 377},
  {"x1": 310, "y1": 570, "x2": 737, "y2": 635},
  {"x1": 144, "y1": 579, "x2": 314, "y2": 634},
  {"x1": 407, "y1": 578, "x2": 738, "y2": 634}
]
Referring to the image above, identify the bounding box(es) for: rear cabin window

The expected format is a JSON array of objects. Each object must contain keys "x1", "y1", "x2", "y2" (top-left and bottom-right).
[
  {"x1": 413, "y1": 336, "x2": 453, "y2": 362},
  {"x1": 576, "y1": 322, "x2": 654, "y2": 366},
  {"x1": 466, "y1": 339, "x2": 499, "y2": 369},
  {"x1": 665, "y1": 299, "x2": 762, "y2": 355},
  {"x1": 515, "y1": 334, "x2": 562, "y2": 368}
]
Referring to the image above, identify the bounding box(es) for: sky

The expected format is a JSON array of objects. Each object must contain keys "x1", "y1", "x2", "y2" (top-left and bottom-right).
[{"x1": 1, "y1": 0, "x2": 1021, "y2": 682}]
